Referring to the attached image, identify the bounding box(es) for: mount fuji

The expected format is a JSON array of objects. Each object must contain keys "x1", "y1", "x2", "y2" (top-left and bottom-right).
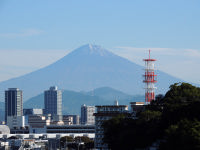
[{"x1": 0, "y1": 44, "x2": 182, "y2": 101}]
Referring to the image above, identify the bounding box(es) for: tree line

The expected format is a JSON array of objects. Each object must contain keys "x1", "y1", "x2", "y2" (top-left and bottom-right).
[{"x1": 103, "y1": 83, "x2": 200, "y2": 150}]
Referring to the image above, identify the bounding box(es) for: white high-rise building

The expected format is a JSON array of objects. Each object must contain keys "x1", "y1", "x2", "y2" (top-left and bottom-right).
[
  {"x1": 81, "y1": 104, "x2": 95, "y2": 125},
  {"x1": 44, "y1": 86, "x2": 62, "y2": 121},
  {"x1": 5, "y1": 88, "x2": 23, "y2": 123},
  {"x1": 5, "y1": 88, "x2": 25, "y2": 129}
]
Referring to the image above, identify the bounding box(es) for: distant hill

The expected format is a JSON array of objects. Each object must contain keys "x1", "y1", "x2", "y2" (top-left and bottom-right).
[
  {"x1": 0, "y1": 44, "x2": 184, "y2": 101},
  {"x1": 0, "y1": 87, "x2": 143, "y2": 118},
  {"x1": 24, "y1": 90, "x2": 102, "y2": 115},
  {"x1": 24, "y1": 87, "x2": 142, "y2": 115},
  {"x1": 87, "y1": 87, "x2": 134, "y2": 101}
]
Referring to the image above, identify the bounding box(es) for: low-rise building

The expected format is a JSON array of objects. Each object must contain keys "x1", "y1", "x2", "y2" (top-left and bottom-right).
[
  {"x1": 63, "y1": 115, "x2": 80, "y2": 125},
  {"x1": 7, "y1": 116, "x2": 25, "y2": 129},
  {"x1": 94, "y1": 102, "x2": 129, "y2": 149},
  {"x1": 46, "y1": 124, "x2": 95, "y2": 134},
  {"x1": 0, "y1": 125, "x2": 10, "y2": 134},
  {"x1": 72, "y1": 115, "x2": 80, "y2": 125},
  {"x1": 130, "y1": 102, "x2": 145, "y2": 117},
  {"x1": 28, "y1": 114, "x2": 51, "y2": 133},
  {"x1": 23, "y1": 108, "x2": 43, "y2": 125},
  {"x1": 0, "y1": 141, "x2": 9, "y2": 150},
  {"x1": 63, "y1": 115, "x2": 73, "y2": 125},
  {"x1": 81, "y1": 104, "x2": 95, "y2": 125},
  {"x1": 23, "y1": 108, "x2": 43, "y2": 115}
]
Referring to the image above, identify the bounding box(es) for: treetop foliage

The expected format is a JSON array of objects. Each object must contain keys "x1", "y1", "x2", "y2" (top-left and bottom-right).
[{"x1": 103, "y1": 83, "x2": 200, "y2": 150}]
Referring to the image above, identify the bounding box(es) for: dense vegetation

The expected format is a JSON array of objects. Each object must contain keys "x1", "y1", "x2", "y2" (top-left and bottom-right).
[
  {"x1": 103, "y1": 83, "x2": 200, "y2": 150},
  {"x1": 60, "y1": 136, "x2": 94, "y2": 150}
]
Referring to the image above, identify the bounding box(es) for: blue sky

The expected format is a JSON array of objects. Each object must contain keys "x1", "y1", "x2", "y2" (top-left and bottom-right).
[{"x1": 0, "y1": 0, "x2": 200, "y2": 84}]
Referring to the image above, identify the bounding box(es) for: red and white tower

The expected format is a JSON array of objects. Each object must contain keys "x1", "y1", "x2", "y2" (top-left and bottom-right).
[{"x1": 143, "y1": 50, "x2": 157, "y2": 104}]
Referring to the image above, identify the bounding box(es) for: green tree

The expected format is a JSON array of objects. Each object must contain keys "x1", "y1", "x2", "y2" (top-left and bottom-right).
[
  {"x1": 60, "y1": 136, "x2": 74, "y2": 147},
  {"x1": 160, "y1": 119, "x2": 200, "y2": 150},
  {"x1": 74, "y1": 136, "x2": 94, "y2": 149},
  {"x1": 75, "y1": 136, "x2": 92, "y2": 143},
  {"x1": 103, "y1": 83, "x2": 200, "y2": 150}
]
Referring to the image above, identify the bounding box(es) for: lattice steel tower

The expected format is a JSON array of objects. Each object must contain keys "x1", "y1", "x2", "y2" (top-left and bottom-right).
[{"x1": 143, "y1": 50, "x2": 157, "y2": 104}]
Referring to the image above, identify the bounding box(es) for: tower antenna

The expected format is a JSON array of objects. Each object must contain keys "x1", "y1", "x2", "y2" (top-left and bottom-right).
[{"x1": 143, "y1": 50, "x2": 157, "y2": 104}]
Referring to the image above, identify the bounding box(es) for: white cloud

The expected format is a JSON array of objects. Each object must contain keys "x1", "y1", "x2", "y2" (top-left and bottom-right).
[
  {"x1": 183, "y1": 49, "x2": 200, "y2": 58},
  {"x1": 0, "y1": 29, "x2": 44, "y2": 38}
]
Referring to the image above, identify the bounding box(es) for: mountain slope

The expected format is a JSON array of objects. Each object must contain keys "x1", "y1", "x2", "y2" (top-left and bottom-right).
[{"x1": 0, "y1": 44, "x2": 183, "y2": 101}]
